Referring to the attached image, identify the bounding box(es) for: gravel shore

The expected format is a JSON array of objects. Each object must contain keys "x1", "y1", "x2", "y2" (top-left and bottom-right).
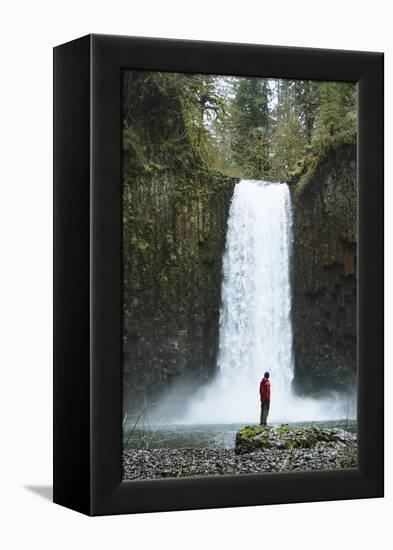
[{"x1": 123, "y1": 436, "x2": 357, "y2": 480}]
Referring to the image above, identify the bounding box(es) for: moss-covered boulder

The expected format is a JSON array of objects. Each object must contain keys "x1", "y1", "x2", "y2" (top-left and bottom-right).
[{"x1": 235, "y1": 424, "x2": 353, "y2": 455}]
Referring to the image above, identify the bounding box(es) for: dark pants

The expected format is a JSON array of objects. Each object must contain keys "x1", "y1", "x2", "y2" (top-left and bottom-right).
[{"x1": 260, "y1": 401, "x2": 270, "y2": 426}]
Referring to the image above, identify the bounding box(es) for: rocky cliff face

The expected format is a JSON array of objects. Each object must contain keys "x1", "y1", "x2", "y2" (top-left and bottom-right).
[
  {"x1": 123, "y1": 172, "x2": 236, "y2": 413},
  {"x1": 122, "y1": 72, "x2": 237, "y2": 413},
  {"x1": 291, "y1": 144, "x2": 357, "y2": 395}
]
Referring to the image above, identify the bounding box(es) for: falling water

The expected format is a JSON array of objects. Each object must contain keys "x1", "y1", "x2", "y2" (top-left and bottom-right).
[
  {"x1": 182, "y1": 180, "x2": 355, "y2": 424},
  {"x1": 216, "y1": 180, "x2": 294, "y2": 421}
]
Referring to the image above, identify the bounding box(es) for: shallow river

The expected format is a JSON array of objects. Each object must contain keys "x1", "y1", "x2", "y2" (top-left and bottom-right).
[{"x1": 123, "y1": 420, "x2": 357, "y2": 450}]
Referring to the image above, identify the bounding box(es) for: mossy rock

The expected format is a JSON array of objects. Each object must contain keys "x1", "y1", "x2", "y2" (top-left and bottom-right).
[
  {"x1": 275, "y1": 423, "x2": 291, "y2": 434},
  {"x1": 235, "y1": 424, "x2": 352, "y2": 455},
  {"x1": 238, "y1": 425, "x2": 269, "y2": 438}
]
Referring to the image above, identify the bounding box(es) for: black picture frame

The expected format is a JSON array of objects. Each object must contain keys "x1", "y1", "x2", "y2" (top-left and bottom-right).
[{"x1": 53, "y1": 34, "x2": 384, "y2": 516}]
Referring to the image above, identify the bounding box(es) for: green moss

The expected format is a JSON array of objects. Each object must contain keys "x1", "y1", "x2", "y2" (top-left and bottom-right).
[
  {"x1": 276, "y1": 423, "x2": 291, "y2": 434},
  {"x1": 292, "y1": 137, "x2": 356, "y2": 199},
  {"x1": 238, "y1": 425, "x2": 266, "y2": 439},
  {"x1": 256, "y1": 435, "x2": 270, "y2": 446},
  {"x1": 235, "y1": 424, "x2": 353, "y2": 456}
]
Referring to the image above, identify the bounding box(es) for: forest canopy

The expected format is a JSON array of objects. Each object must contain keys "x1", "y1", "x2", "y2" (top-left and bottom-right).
[
  {"x1": 206, "y1": 75, "x2": 356, "y2": 181},
  {"x1": 123, "y1": 71, "x2": 356, "y2": 183}
]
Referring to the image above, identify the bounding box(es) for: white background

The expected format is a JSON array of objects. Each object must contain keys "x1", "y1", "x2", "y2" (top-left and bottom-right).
[{"x1": 0, "y1": 1, "x2": 390, "y2": 548}]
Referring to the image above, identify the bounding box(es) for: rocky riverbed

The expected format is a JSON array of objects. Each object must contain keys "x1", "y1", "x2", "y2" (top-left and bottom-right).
[{"x1": 122, "y1": 425, "x2": 357, "y2": 480}]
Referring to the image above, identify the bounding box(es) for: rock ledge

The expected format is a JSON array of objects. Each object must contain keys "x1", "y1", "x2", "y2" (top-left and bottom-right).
[{"x1": 235, "y1": 424, "x2": 355, "y2": 455}]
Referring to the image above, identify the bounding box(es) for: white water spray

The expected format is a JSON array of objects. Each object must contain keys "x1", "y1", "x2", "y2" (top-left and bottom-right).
[{"x1": 182, "y1": 180, "x2": 355, "y2": 424}]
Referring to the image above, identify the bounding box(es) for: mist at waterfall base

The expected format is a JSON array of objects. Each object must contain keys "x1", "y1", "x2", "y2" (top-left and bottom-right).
[{"x1": 150, "y1": 180, "x2": 356, "y2": 427}]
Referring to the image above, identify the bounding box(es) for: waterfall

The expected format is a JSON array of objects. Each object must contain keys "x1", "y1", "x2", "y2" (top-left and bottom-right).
[
  {"x1": 181, "y1": 180, "x2": 355, "y2": 424},
  {"x1": 216, "y1": 180, "x2": 294, "y2": 421}
]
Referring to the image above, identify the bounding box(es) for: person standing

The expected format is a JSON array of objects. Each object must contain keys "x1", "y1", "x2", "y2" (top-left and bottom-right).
[{"x1": 259, "y1": 372, "x2": 271, "y2": 426}]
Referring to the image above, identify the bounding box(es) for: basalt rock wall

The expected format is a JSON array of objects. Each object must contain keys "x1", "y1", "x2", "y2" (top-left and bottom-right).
[
  {"x1": 122, "y1": 71, "x2": 238, "y2": 414},
  {"x1": 123, "y1": 172, "x2": 236, "y2": 413},
  {"x1": 291, "y1": 144, "x2": 357, "y2": 395}
]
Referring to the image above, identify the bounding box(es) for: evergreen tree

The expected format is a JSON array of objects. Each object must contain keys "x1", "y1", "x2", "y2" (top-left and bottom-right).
[
  {"x1": 313, "y1": 81, "x2": 357, "y2": 147},
  {"x1": 269, "y1": 80, "x2": 307, "y2": 180},
  {"x1": 166, "y1": 74, "x2": 358, "y2": 183},
  {"x1": 293, "y1": 80, "x2": 321, "y2": 143},
  {"x1": 229, "y1": 77, "x2": 271, "y2": 179}
]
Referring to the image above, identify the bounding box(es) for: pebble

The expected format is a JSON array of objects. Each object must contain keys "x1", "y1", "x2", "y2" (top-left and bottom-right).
[{"x1": 122, "y1": 438, "x2": 357, "y2": 480}]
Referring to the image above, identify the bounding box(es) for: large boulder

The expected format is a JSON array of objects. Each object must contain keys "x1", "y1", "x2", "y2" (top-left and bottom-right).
[{"x1": 235, "y1": 424, "x2": 354, "y2": 455}]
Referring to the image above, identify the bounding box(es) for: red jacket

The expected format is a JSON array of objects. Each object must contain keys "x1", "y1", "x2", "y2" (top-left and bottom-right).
[{"x1": 260, "y1": 377, "x2": 271, "y2": 402}]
